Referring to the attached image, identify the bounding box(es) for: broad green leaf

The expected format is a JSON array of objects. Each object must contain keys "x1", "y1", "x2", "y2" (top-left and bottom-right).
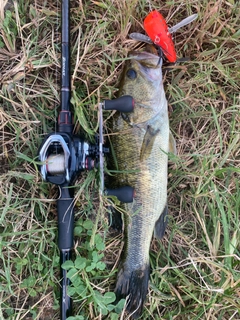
[{"x1": 62, "y1": 260, "x2": 74, "y2": 270}]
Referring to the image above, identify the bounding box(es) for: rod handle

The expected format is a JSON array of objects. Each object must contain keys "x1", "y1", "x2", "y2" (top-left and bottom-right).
[
  {"x1": 57, "y1": 188, "x2": 74, "y2": 250},
  {"x1": 106, "y1": 186, "x2": 135, "y2": 203},
  {"x1": 103, "y1": 95, "x2": 134, "y2": 112}
]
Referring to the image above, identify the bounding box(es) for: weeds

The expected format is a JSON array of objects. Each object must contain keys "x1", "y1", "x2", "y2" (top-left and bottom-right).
[{"x1": 62, "y1": 218, "x2": 125, "y2": 319}]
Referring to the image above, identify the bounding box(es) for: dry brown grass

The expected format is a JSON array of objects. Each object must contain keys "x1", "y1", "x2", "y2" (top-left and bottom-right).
[{"x1": 0, "y1": 0, "x2": 239, "y2": 319}]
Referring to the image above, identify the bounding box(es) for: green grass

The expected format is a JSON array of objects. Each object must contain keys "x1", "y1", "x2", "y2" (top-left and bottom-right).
[{"x1": 0, "y1": 0, "x2": 239, "y2": 319}]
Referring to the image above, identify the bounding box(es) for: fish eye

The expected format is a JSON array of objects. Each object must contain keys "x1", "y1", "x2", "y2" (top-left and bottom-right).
[{"x1": 126, "y1": 68, "x2": 137, "y2": 79}]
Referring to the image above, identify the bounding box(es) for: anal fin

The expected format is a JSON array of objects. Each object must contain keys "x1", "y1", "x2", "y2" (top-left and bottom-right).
[
  {"x1": 154, "y1": 205, "x2": 168, "y2": 239},
  {"x1": 108, "y1": 206, "x2": 123, "y2": 231}
]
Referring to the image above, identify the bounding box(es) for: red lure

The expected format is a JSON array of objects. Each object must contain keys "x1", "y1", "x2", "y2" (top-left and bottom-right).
[{"x1": 144, "y1": 10, "x2": 177, "y2": 63}]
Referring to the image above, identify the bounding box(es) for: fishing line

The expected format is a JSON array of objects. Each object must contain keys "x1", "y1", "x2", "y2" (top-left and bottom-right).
[
  {"x1": 146, "y1": 0, "x2": 153, "y2": 12},
  {"x1": 55, "y1": 0, "x2": 59, "y2": 134}
]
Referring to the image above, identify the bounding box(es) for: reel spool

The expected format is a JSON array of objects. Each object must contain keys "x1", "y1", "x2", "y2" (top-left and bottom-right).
[{"x1": 46, "y1": 154, "x2": 65, "y2": 175}]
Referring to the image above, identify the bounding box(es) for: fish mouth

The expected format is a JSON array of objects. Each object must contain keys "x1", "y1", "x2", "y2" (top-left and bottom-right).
[
  {"x1": 129, "y1": 50, "x2": 163, "y2": 82},
  {"x1": 129, "y1": 51, "x2": 163, "y2": 68}
]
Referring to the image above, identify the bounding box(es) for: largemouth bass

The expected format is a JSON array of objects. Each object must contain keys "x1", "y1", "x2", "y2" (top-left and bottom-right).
[{"x1": 109, "y1": 48, "x2": 175, "y2": 318}]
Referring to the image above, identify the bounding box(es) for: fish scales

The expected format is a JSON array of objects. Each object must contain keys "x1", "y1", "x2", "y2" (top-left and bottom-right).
[
  {"x1": 109, "y1": 50, "x2": 170, "y2": 318},
  {"x1": 112, "y1": 97, "x2": 168, "y2": 266}
]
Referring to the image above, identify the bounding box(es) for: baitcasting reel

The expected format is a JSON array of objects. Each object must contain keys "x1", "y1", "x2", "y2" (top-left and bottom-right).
[
  {"x1": 39, "y1": 95, "x2": 135, "y2": 192},
  {"x1": 39, "y1": 132, "x2": 99, "y2": 186}
]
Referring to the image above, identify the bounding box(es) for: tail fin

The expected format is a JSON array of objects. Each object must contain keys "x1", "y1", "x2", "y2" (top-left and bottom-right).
[{"x1": 115, "y1": 263, "x2": 150, "y2": 319}]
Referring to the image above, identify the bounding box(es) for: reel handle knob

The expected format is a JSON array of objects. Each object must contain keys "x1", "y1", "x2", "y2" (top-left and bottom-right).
[
  {"x1": 103, "y1": 95, "x2": 134, "y2": 113},
  {"x1": 106, "y1": 186, "x2": 135, "y2": 203}
]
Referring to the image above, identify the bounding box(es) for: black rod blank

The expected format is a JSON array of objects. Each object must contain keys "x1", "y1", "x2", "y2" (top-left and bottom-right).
[
  {"x1": 60, "y1": 250, "x2": 73, "y2": 319},
  {"x1": 61, "y1": 0, "x2": 71, "y2": 110},
  {"x1": 59, "y1": 1, "x2": 73, "y2": 318},
  {"x1": 59, "y1": 0, "x2": 73, "y2": 134}
]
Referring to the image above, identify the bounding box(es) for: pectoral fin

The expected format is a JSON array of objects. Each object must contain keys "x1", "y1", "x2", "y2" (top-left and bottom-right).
[
  {"x1": 154, "y1": 205, "x2": 168, "y2": 239},
  {"x1": 140, "y1": 125, "x2": 160, "y2": 161},
  {"x1": 169, "y1": 131, "x2": 177, "y2": 155},
  {"x1": 108, "y1": 206, "x2": 122, "y2": 231}
]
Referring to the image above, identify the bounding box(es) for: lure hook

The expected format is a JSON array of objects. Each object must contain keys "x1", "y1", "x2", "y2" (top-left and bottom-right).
[{"x1": 130, "y1": 12, "x2": 198, "y2": 63}]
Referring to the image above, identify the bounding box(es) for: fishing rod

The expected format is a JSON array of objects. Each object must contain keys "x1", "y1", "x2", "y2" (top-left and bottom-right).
[{"x1": 38, "y1": 1, "x2": 134, "y2": 318}]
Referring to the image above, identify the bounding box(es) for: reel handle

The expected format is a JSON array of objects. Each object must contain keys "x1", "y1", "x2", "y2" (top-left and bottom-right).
[
  {"x1": 106, "y1": 186, "x2": 135, "y2": 203},
  {"x1": 99, "y1": 95, "x2": 135, "y2": 204},
  {"x1": 103, "y1": 95, "x2": 134, "y2": 113}
]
